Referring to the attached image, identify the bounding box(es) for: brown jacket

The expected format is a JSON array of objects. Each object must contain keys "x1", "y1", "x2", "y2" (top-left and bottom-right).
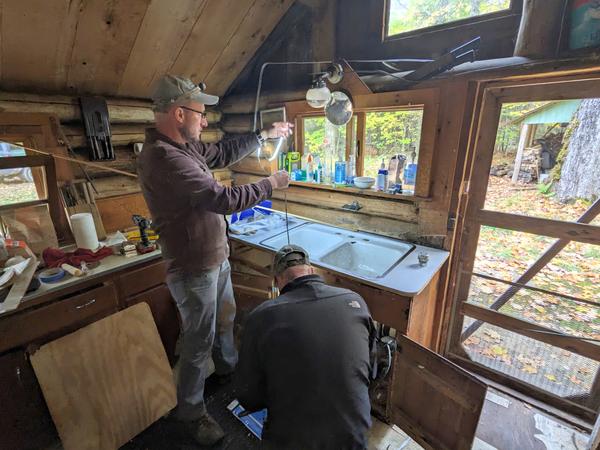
[{"x1": 137, "y1": 129, "x2": 272, "y2": 273}]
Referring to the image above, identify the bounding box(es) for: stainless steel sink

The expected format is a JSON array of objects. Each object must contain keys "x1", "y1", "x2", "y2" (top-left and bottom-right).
[
  {"x1": 319, "y1": 237, "x2": 414, "y2": 278},
  {"x1": 260, "y1": 223, "x2": 345, "y2": 258}
]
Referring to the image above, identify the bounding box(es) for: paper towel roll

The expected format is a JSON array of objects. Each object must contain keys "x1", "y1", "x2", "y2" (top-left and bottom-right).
[{"x1": 70, "y1": 213, "x2": 99, "y2": 250}]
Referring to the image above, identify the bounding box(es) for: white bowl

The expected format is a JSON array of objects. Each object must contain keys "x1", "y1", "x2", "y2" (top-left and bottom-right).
[{"x1": 353, "y1": 176, "x2": 375, "y2": 189}]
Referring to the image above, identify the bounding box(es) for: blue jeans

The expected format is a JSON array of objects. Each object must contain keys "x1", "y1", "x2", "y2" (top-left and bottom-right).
[{"x1": 167, "y1": 259, "x2": 238, "y2": 420}]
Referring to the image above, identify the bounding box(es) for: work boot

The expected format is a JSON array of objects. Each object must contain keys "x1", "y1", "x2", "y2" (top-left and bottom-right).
[{"x1": 188, "y1": 412, "x2": 225, "y2": 446}]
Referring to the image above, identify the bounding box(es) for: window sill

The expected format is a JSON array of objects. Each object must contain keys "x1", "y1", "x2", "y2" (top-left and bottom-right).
[{"x1": 288, "y1": 181, "x2": 431, "y2": 202}]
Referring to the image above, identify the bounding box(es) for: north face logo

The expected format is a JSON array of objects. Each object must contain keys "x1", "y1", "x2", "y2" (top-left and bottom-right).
[{"x1": 348, "y1": 300, "x2": 361, "y2": 309}]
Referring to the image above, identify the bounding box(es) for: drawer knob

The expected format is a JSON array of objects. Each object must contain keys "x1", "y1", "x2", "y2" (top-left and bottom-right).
[{"x1": 75, "y1": 299, "x2": 96, "y2": 309}]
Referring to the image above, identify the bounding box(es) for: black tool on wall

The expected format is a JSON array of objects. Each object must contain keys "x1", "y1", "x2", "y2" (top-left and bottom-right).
[{"x1": 79, "y1": 97, "x2": 115, "y2": 161}]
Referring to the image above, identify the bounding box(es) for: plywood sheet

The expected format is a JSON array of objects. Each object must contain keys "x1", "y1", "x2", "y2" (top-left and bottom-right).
[
  {"x1": 30, "y1": 303, "x2": 176, "y2": 450},
  {"x1": 96, "y1": 192, "x2": 150, "y2": 233}
]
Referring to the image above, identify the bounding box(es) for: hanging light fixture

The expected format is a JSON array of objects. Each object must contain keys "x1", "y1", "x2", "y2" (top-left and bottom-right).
[{"x1": 305, "y1": 79, "x2": 331, "y2": 108}]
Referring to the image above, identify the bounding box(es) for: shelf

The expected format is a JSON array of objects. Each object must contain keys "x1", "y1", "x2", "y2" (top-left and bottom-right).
[{"x1": 288, "y1": 181, "x2": 431, "y2": 202}]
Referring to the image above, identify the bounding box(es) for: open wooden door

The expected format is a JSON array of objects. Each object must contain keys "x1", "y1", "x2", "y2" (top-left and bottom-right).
[{"x1": 387, "y1": 335, "x2": 487, "y2": 450}]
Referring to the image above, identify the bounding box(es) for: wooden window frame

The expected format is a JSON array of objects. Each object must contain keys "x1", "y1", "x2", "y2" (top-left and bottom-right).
[
  {"x1": 286, "y1": 87, "x2": 440, "y2": 200},
  {"x1": 0, "y1": 154, "x2": 70, "y2": 245},
  {"x1": 445, "y1": 73, "x2": 600, "y2": 422},
  {"x1": 383, "y1": 0, "x2": 521, "y2": 41}
]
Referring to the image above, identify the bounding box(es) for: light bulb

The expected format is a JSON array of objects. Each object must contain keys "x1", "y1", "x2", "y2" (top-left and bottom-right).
[{"x1": 306, "y1": 81, "x2": 331, "y2": 108}]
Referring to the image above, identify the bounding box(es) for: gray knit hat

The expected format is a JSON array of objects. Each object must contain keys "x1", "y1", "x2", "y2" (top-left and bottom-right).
[{"x1": 152, "y1": 74, "x2": 219, "y2": 110}]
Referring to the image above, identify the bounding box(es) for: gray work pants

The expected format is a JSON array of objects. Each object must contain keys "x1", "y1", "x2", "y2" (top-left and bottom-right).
[{"x1": 167, "y1": 259, "x2": 238, "y2": 421}]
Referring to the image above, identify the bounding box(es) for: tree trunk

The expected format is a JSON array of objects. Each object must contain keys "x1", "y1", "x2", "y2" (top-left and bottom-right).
[{"x1": 556, "y1": 99, "x2": 600, "y2": 202}]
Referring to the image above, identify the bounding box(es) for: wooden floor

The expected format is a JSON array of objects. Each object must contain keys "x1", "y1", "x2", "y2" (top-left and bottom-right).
[{"x1": 44, "y1": 376, "x2": 590, "y2": 450}]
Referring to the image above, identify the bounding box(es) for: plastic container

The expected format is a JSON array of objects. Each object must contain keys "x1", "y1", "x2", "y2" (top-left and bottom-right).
[
  {"x1": 376, "y1": 159, "x2": 388, "y2": 191},
  {"x1": 286, "y1": 152, "x2": 301, "y2": 172},
  {"x1": 334, "y1": 161, "x2": 347, "y2": 184},
  {"x1": 403, "y1": 163, "x2": 418, "y2": 186}
]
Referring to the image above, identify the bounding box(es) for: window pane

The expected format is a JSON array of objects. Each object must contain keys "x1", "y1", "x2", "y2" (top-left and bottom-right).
[
  {"x1": 0, "y1": 143, "x2": 42, "y2": 206},
  {"x1": 303, "y1": 116, "x2": 347, "y2": 182},
  {"x1": 364, "y1": 109, "x2": 423, "y2": 193},
  {"x1": 388, "y1": 0, "x2": 511, "y2": 35}
]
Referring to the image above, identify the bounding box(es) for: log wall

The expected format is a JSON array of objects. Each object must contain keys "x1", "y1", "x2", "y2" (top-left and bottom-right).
[{"x1": 0, "y1": 91, "x2": 230, "y2": 198}]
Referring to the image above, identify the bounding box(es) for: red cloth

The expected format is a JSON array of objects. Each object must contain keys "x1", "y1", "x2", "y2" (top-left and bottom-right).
[{"x1": 42, "y1": 247, "x2": 114, "y2": 268}]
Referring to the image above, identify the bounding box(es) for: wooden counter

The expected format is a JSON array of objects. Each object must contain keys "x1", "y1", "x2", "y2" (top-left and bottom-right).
[{"x1": 0, "y1": 254, "x2": 179, "y2": 450}]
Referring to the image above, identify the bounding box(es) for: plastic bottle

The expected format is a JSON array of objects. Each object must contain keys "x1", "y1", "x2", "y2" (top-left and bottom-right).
[
  {"x1": 334, "y1": 161, "x2": 346, "y2": 184},
  {"x1": 306, "y1": 153, "x2": 314, "y2": 182},
  {"x1": 314, "y1": 156, "x2": 322, "y2": 183},
  {"x1": 346, "y1": 154, "x2": 356, "y2": 185},
  {"x1": 377, "y1": 158, "x2": 388, "y2": 191}
]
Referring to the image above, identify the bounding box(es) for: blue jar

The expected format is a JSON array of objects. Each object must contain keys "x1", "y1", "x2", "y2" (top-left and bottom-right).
[{"x1": 334, "y1": 161, "x2": 347, "y2": 184}]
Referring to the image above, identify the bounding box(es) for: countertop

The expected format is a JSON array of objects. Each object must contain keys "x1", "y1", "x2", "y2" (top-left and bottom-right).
[
  {"x1": 20, "y1": 250, "x2": 163, "y2": 305},
  {"x1": 10, "y1": 211, "x2": 448, "y2": 314},
  {"x1": 229, "y1": 213, "x2": 450, "y2": 297}
]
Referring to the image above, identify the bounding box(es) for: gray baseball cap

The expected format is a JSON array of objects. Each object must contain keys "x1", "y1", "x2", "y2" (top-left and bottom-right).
[
  {"x1": 152, "y1": 74, "x2": 219, "y2": 109},
  {"x1": 272, "y1": 244, "x2": 310, "y2": 275}
]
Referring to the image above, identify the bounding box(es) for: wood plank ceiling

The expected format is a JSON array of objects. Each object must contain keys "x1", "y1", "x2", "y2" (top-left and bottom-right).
[{"x1": 0, "y1": 0, "x2": 294, "y2": 99}]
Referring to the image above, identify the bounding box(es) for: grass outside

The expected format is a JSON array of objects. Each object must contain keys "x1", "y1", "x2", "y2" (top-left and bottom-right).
[{"x1": 0, "y1": 181, "x2": 38, "y2": 207}]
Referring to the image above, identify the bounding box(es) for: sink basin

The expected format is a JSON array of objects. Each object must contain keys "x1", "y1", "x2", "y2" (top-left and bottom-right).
[
  {"x1": 260, "y1": 223, "x2": 345, "y2": 258},
  {"x1": 319, "y1": 238, "x2": 414, "y2": 278}
]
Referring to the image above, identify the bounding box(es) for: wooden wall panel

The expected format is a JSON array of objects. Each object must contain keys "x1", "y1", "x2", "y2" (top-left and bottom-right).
[
  {"x1": 118, "y1": 0, "x2": 210, "y2": 97},
  {"x1": 96, "y1": 192, "x2": 150, "y2": 232},
  {"x1": 203, "y1": 0, "x2": 296, "y2": 96},
  {"x1": 0, "y1": 0, "x2": 291, "y2": 98},
  {"x1": 66, "y1": 0, "x2": 151, "y2": 95},
  {"x1": 0, "y1": 0, "x2": 80, "y2": 92},
  {"x1": 169, "y1": 0, "x2": 255, "y2": 86}
]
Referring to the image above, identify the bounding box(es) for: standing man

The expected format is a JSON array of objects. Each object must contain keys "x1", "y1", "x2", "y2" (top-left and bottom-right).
[
  {"x1": 235, "y1": 245, "x2": 376, "y2": 450},
  {"x1": 137, "y1": 74, "x2": 291, "y2": 446}
]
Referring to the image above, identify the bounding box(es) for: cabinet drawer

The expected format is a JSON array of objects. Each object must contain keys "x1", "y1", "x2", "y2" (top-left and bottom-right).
[
  {"x1": 117, "y1": 260, "x2": 167, "y2": 298},
  {"x1": 0, "y1": 284, "x2": 118, "y2": 353}
]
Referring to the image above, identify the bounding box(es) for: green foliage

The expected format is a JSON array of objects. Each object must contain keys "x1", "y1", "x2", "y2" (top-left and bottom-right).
[
  {"x1": 388, "y1": 0, "x2": 510, "y2": 35},
  {"x1": 494, "y1": 102, "x2": 547, "y2": 155},
  {"x1": 303, "y1": 110, "x2": 423, "y2": 179},
  {"x1": 537, "y1": 181, "x2": 554, "y2": 196},
  {"x1": 303, "y1": 116, "x2": 346, "y2": 163}
]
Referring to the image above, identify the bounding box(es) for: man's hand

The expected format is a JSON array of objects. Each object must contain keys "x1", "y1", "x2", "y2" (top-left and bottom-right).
[
  {"x1": 262, "y1": 122, "x2": 294, "y2": 140},
  {"x1": 267, "y1": 170, "x2": 290, "y2": 190}
]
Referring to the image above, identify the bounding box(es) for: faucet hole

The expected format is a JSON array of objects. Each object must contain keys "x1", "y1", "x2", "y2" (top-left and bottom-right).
[
  {"x1": 348, "y1": 235, "x2": 355, "y2": 238},
  {"x1": 335, "y1": 232, "x2": 342, "y2": 235},
  {"x1": 362, "y1": 238, "x2": 370, "y2": 242},
  {"x1": 350, "y1": 241, "x2": 357, "y2": 244}
]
